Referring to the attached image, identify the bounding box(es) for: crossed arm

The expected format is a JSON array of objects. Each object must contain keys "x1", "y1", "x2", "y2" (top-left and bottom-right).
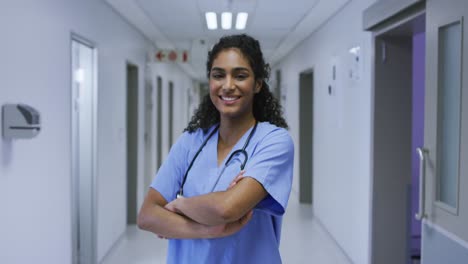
[{"x1": 137, "y1": 172, "x2": 268, "y2": 239}]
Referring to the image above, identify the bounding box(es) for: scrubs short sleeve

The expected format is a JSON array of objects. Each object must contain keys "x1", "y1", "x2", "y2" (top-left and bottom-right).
[
  {"x1": 150, "y1": 131, "x2": 192, "y2": 202},
  {"x1": 244, "y1": 127, "x2": 294, "y2": 216}
]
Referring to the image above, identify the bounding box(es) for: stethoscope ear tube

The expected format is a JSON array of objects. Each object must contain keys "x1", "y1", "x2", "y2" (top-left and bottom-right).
[
  {"x1": 178, "y1": 122, "x2": 258, "y2": 197},
  {"x1": 178, "y1": 125, "x2": 219, "y2": 197},
  {"x1": 225, "y1": 149, "x2": 249, "y2": 170}
]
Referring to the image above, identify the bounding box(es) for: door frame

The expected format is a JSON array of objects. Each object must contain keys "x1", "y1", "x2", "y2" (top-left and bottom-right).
[
  {"x1": 364, "y1": 3, "x2": 426, "y2": 264},
  {"x1": 70, "y1": 33, "x2": 98, "y2": 264}
]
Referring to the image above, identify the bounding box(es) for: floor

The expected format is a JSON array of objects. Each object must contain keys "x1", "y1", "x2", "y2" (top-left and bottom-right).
[{"x1": 101, "y1": 191, "x2": 352, "y2": 264}]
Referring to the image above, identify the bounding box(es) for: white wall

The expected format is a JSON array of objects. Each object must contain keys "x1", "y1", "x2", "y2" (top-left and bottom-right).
[
  {"x1": 0, "y1": 1, "x2": 194, "y2": 263},
  {"x1": 274, "y1": 0, "x2": 376, "y2": 263},
  {"x1": 142, "y1": 63, "x2": 198, "y2": 195},
  {"x1": 149, "y1": 63, "x2": 196, "y2": 164}
]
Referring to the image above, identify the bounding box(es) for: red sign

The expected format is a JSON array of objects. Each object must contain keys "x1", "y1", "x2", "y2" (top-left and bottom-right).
[
  {"x1": 154, "y1": 49, "x2": 189, "y2": 63},
  {"x1": 156, "y1": 51, "x2": 165, "y2": 61}
]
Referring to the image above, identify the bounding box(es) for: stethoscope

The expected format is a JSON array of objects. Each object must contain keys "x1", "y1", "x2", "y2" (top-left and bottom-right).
[{"x1": 177, "y1": 121, "x2": 258, "y2": 198}]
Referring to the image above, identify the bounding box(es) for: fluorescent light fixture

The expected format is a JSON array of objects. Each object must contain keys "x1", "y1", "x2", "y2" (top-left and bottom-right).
[
  {"x1": 235, "y1": 12, "x2": 248, "y2": 30},
  {"x1": 221, "y1": 12, "x2": 232, "y2": 30},
  {"x1": 205, "y1": 12, "x2": 217, "y2": 30}
]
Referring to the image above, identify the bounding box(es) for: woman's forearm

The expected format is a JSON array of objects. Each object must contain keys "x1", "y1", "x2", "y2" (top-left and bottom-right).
[
  {"x1": 138, "y1": 202, "x2": 211, "y2": 239},
  {"x1": 138, "y1": 186, "x2": 253, "y2": 238},
  {"x1": 169, "y1": 177, "x2": 267, "y2": 226},
  {"x1": 166, "y1": 171, "x2": 247, "y2": 226},
  {"x1": 169, "y1": 192, "x2": 232, "y2": 226},
  {"x1": 138, "y1": 201, "x2": 252, "y2": 239}
]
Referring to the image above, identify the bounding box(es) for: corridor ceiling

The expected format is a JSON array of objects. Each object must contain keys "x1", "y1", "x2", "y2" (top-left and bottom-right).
[{"x1": 105, "y1": 0, "x2": 350, "y2": 81}]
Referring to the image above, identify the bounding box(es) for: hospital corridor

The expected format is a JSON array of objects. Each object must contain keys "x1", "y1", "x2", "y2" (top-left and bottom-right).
[{"x1": 1, "y1": 0, "x2": 468, "y2": 264}]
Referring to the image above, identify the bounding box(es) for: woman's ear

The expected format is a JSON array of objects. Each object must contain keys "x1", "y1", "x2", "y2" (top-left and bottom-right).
[{"x1": 254, "y1": 80, "x2": 262, "y2": 94}]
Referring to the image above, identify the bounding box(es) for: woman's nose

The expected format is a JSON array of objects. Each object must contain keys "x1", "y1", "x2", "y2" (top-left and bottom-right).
[{"x1": 222, "y1": 76, "x2": 235, "y2": 91}]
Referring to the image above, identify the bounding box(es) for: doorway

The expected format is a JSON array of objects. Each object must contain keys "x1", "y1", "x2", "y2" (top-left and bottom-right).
[
  {"x1": 275, "y1": 70, "x2": 282, "y2": 100},
  {"x1": 156, "y1": 77, "x2": 162, "y2": 170},
  {"x1": 299, "y1": 70, "x2": 314, "y2": 204},
  {"x1": 370, "y1": 12, "x2": 425, "y2": 264},
  {"x1": 168, "y1": 81, "x2": 174, "y2": 148},
  {"x1": 368, "y1": 1, "x2": 468, "y2": 263},
  {"x1": 144, "y1": 77, "x2": 154, "y2": 189},
  {"x1": 126, "y1": 63, "x2": 138, "y2": 224},
  {"x1": 71, "y1": 36, "x2": 98, "y2": 264}
]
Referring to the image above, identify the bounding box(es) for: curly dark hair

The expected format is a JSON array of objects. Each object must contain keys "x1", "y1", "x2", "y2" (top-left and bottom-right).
[{"x1": 184, "y1": 34, "x2": 288, "y2": 132}]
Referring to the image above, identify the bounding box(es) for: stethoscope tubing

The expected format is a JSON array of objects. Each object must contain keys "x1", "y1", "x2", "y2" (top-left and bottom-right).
[
  {"x1": 179, "y1": 124, "x2": 219, "y2": 196},
  {"x1": 178, "y1": 121, "x2": 258, "y2": 197}
]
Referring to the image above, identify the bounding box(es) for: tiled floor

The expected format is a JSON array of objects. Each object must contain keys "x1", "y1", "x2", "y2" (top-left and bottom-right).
[{"x1": 101, "y1": 191, "x2": 351, "y2": 264}]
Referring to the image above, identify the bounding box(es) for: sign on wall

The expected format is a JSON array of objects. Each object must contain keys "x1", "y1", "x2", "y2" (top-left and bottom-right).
[{"x1": 154, "y1": 49, "x2": 189, "y2": 63}]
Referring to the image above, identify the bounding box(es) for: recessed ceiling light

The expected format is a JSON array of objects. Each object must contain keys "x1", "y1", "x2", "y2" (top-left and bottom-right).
[
  {"x1": 205, "y1": 12, "x2": 217, "y2": 30},
  {"x1": 235, "y1": 12, "x2": 248, "y2": 30},
  {"x1": 221, "y1": 12, "x2": 232, "y2": 30}
]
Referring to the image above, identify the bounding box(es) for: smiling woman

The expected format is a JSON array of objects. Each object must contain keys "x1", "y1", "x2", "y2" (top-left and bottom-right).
[
  {"x1": 186, "y1": 34, "x2": 288, "y2": 132},
  {"x1": 138, "y1": 34, "x2": 294, "y2": 264},
  {"x1": 209, "y1": 48, "x2": 261, "y2": 122}
]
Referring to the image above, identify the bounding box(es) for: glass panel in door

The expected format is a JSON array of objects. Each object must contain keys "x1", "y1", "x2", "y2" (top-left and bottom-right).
[{"x1": 436, "y1": 21, "x2": 462, "y2": 211}]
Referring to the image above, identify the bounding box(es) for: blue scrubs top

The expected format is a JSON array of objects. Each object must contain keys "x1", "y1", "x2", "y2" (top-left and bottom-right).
[{"x1": 150, "y1": 122, "x2": 294, "y2": 264}]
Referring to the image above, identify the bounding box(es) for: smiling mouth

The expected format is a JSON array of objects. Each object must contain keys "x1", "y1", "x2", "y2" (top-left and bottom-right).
[{"x1": 220, "y1": 96, "x2": 240, "y2": 101}]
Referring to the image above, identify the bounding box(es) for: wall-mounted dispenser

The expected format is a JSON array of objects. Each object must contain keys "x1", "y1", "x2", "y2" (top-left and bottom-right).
[{"x1": 2, "y1": 104, "x2": 41, "y2": 139}]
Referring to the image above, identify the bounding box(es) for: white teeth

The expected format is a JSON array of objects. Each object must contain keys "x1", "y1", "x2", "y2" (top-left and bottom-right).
[{"x1": 221, "y1": 96, "x2": 238, "y2": 101}]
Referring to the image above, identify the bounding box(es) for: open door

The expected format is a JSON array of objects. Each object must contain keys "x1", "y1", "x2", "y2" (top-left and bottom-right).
[
  {"x1": 365, "y1": 2, "x2": 426, "y2": 263},
  {"x1": 419, "y1": 0, "x2": 468, "y2": 262},
  {"x1": 71, "y1": 36, "x2": 98, "y2": 264}
]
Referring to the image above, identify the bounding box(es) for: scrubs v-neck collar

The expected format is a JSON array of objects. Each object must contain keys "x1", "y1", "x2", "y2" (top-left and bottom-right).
[{"x1": 208, "y1": 123, "x2": 257, "y2": 191}]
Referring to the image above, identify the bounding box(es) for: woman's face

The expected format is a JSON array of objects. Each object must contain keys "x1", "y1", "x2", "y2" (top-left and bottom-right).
[{"x1": 209, "y1": 48, "x2": 261, "y2": 121}]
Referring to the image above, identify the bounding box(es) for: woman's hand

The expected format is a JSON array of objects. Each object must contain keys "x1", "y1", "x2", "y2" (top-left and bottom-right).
[
  {"x1": 159, "y1": 172, "x2": 253, "y2": 240},
  {"x1": 164, "y1": 197, "x2": 183, "y2": 215},
  {"x1": 156, "y1": 198, "x2": 185, "y2": 239},
  {"x1": 204, "y1": 210, "x2": 253, "y2": 238},
  {"x1": 161, "y1": 170, "x2": 265, "y2": 226},
  {"x1": 227, "y1": 170, "x2": 245, "y2": 190},
  {"x1": 163, "y1": 170, "x2": 245, "y2": 216}
]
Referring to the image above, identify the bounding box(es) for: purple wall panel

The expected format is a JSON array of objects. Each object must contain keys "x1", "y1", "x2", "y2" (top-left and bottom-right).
[{"x1": 411, "y1": 32, "x2": 425, "y2": 252}]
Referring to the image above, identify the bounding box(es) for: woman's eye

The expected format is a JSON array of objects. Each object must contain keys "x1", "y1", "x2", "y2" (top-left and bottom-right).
[
  {"x1": 211, "y1": 73, "x2": 224, "y2": 79},
  {"x1": 236, "y1": 75, "x2": 247, "y2": 80}
]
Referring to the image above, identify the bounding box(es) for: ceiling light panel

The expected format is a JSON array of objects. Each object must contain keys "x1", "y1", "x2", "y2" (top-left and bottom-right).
[
  {"x1": 221, "y1": 12, "x2": 232, "y2": 30},
  {"x1": 235, "y1": 12, "x2": 248, "y2": 30},
  {"x1": 205, "y1": 12, "x2": 217, "y2": 30}
]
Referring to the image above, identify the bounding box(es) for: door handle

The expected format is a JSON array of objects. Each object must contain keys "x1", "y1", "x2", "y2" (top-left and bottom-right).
[{"x1": 415, "y1": 147, "x2": 428, "y2": 220}]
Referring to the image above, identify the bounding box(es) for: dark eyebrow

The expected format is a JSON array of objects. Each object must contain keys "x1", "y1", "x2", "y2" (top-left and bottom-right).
[
  {"x1": 211, "y1": 67, "x2": 225, "y2": 72},
  {"x1": 233, "y1": 67, "x2": 250, "y2": 72},
  {"x1": 211, "y1": 67, "x2": 251, "y2": 73}
]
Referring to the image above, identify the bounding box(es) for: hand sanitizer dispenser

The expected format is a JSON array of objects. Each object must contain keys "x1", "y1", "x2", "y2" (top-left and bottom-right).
[{"x1": 2, "y1": 104, "x2": 41, "y2": 139}]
